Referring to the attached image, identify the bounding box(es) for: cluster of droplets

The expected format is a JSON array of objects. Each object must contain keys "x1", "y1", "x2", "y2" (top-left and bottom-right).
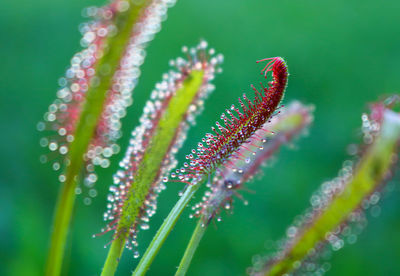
[
  {"x1": 361, "y1": 111, "x2": 381, "y2": 145},
  {"x1": 189, "y1": 135, "x2": 265, "y2": 224},
  {"x1": 101, "y1": 41, "x2": 223, "y2": 256},
  {"x1": 249, "y1": 105, "x2": 391, "y2": 276},
  {"x1": 37, "y1": 3, "x2": 116, "y2": 172},
  {"x1": 191, "y1": 102, "x2": 313, "y2": 224},
  {"x1": 170, "y1": 57, "x2": 288, "y2": 188},
  {"x1": 249, "y1": 252, "x2": 333, "y2": 276},
  {"x1": 190, "y1": 175, "x2": 244, "y2": 225},
  {"x1": 38, "y1": 0, "x2": 176, "y2": 201},
  {"x1": 93, "y1": 0, "x2": 178, "y2": 162},
  {"x1": 299, "y1": 162, "x2": 370, "y2": 253}
]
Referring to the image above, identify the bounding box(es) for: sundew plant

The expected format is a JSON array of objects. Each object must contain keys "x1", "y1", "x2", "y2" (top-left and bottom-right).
[
  {"x1": 3, "y1": 0, "x2": 400, "y2": 276},
  {"x1": 39, "y1": 0, "x2": 400, "y2": 275}
]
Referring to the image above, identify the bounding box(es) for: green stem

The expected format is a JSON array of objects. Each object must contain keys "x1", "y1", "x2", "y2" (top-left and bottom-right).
[
  {"x1": 45, "y1": 2, "x2": 152, "y2": 275},
  {"x1": 101, "y1": 235, "x2": 126, "y2": 276},
  {"x1": 45, "y1": 177, "x2": 77, "y2": 276},
  {"x1": 133, "y1": 183, "x2": 202, "y2": 276},
  {"x1": 175, "y1": 219, "x2": 207, "y2": 276}
]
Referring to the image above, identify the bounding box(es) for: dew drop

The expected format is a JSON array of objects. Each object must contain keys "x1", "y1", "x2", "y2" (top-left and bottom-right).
[
  {"x1": 58, "y1": 128, "x2": 67, "y2": 136},
  {"x1": 84, "y1": 197, "x2": 92, "y2": 205},
  {"x1": 89, "y1": 189, "x2": 97, "y2": 198},
  {"x1": 49, "y1": 142, "x2": 58, "y2": 151},
  {"x1": 40, "y1": 155, "x2": 48, "y2": 163},
  {"x1": 59, "y1": 174, "x2": 66, "y2": 182},
  {"x1": 59, "y1": 146, "x2": 68, "y2": 155},
  {"x1": 52, "y1": 162, "x2": 61, "y2": 171},
  {"x1": 37, "y1": 122, "x2": 45, "y2": 131},
  {"x1": 40, "y1": 137, "x2": 49, "y2": 147},
  {"x1": 286, "y1": 226, "x2": 297, "y2": 238},
  {"x1": 140, "y1": 223, "x2": 149, "y2": 230},
  {"x1": 75, "y1": 187, "x2": 82, "y2": 195}
]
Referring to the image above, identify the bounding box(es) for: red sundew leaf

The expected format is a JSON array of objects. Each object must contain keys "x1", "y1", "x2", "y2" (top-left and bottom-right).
[
  {"x1": 194, "y1": 101, "x2": 314, "y2": 224},
  {"x1": 132, "y1": 57, "x2": 289, "y2": 275},
  {"x1": 171, "y1": 57, "x2": 289, "y2": 186}
]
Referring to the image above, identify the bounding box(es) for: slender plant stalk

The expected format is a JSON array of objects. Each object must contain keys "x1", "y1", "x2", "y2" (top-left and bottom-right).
[
  {"x1": 46, "y1": 176, "x2": 78, "y2": 276},
  {"x1": 46, "y1": 2, "x2": 153, "y2": 275},
  {"x1": 264, "y1": 108, "x2": 400, "y2": 275},
  {"x1": 175, "y1": 219, "x2": 206, "y2": 276},
  {"x1": 132, "y1": 183, "x2": 202, "y2": 276},
  {"x1": 101, "y1": 236, "x2": 126, "y2": 276}
]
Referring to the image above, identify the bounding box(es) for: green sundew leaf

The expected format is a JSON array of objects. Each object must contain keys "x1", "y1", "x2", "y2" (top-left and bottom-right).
[
  {"x1": 261, "y1": 107, "x2": 400, "y2": 276},
  {"x1": 66, "y1": 1, "x2": 152, "y2": 186},
  {"x1": 101, "y1": 70, "x2": 208, "y2": 275},
  {"x1": 119, "y1": 70, "x2": 204, "y2": 234},
  {"x1": 46, "y1": 1, "x2": 163, "y2": 275}
]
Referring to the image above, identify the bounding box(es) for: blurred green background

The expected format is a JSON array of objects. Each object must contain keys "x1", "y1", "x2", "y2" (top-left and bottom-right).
[{"x1": 1, "y1": 0, "x2": 400, "y2": 275}]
